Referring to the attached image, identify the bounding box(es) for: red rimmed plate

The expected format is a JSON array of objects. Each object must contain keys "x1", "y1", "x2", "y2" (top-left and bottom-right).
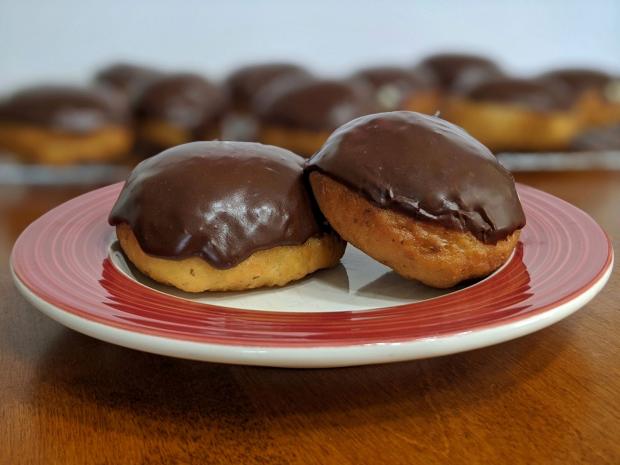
[{"x1": 11, "y1": 183, "x2": 613, "y2": 367}]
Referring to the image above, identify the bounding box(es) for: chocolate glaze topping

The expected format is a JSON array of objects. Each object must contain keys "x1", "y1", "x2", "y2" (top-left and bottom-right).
[
  {"x1": 226, "y1": 63, "x2": 311, "y2": 109},
  {"x1": 134, "y1": 73, "x2": 228, "y2": 132},
  {"x1": 462, "y1": 76, "x2": 575, "y2": 111},
  {"x1": 306, "y1": 111, "x2": 525, "y2": 243},
  {"x1": 0, "y1": 85, "x2": 127, "y2": 133},
  {"x1": 109, "y1": 141, "x2": 325, "y2": 268},
  {"x1": 255, "y1": 78, "x2": 375, "y2": 131},
  {"x1": 417, "y1": 53, "x2": 501, "y2": 90},
  {"x1": 95, "y1": 63, "x2": 162, "y2": 98}
]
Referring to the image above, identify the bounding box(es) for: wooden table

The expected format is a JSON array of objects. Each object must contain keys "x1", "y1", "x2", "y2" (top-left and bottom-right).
[{"x1": 1, "y1": 171, "x2": 619, "y2": 464}]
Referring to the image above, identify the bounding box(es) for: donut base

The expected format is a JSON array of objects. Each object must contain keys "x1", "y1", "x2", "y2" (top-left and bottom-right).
[
  {"x1": 0, "y1": 123, "x2": 132, "y2": 164},
  {"x1": 116, "y1": 224, "x2": 346, "y2": 292},
  {"x1": 258, "y1": 125, "x2": 331, "y2": 157},
  {"x1": 443, "y1": 97, "x2": 582, "y2": 152},
  {"x1": 309, "y1": 172, "x2": 521, "y2": 289}
]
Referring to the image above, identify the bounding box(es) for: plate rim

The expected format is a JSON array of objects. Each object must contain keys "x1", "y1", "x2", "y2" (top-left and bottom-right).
[
  {"x1": 10, "y1": 182, "x2": 615, "y2": 367},
  {"x1": 11, "y1": 260, "x2": 613, "y2": 368}
]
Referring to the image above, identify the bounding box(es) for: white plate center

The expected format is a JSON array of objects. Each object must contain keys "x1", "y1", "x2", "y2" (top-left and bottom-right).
[{"x1": 109, "y1": 241, "x2": 466, "y2": 312}]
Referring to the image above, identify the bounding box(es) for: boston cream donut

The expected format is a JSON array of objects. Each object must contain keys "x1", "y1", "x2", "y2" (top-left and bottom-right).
[
  {"x1": 540, "y1": 68, "x2": 620, "y2": 127},
  {"x1": 255, "y1": 78, "x2": 374, "y2": 157},
  {"x1": 351, "y1": 66, "x2": 439, "y2": 113},
  {"x1": 444, "y1": 76, "x2": 581, "y2": 152},
  {"x1": 134, "y1": 73, "x2": 228, "y2": 155},
  {"x1": 306, "y1": 111, "x2": 525, "y2": 288},
  {"x1": 0, "y1": 85, "x2": 131, "y2": 164},
  {"x1": 109, "y1": 141, "x2": 345, "y2": 292}
]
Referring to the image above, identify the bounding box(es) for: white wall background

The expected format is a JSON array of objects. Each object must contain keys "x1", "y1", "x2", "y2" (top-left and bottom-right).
[{"x1": 1, "y1": 0, "x2": 619, "y2": 92}]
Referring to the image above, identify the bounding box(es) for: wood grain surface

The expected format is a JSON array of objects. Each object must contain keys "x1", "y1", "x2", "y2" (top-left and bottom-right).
[{"x1": 1, "y1": 171, "x2": 619, "y2": 465}]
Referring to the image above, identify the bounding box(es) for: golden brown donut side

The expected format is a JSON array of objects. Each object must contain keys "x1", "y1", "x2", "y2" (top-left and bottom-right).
[
  {"x1": 0, "y1": 123, "x2": 132, "y2": 164},
  {"x1": 443, "y1": 97, "x2": 583, "y2": 152},
  {"x1": 309, "y1": 172, "x2": 520, "y2": 288},
  {"x1": 116, "y1": 223, "x2": 346, "y2": 292}
]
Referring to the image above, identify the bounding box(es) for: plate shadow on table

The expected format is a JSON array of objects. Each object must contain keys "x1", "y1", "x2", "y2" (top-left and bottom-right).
[{"x1": 29, "y1": 320, "x2": 586, "y2": 431}]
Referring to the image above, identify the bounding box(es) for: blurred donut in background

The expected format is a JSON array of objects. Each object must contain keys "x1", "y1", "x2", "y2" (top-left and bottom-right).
[
  {"x1": 94, "y1": 63, "x2": 162, "y2": 101},
  {"x1": 223, "y1": 62, "x2": 312, "y2": 141},
  {"x1": 415, "y1": 53, "x2": 503, "y2": 92},
  {"x1": 0, "y1": 85, "x2": 132, "y2": 164},
  {"x1": 255, "y1": 77, "x2": 376, "y2": 157},
  {"x1": 226, "y1": 63, "x2": 311, "y2": 113},
  {"x1": 443, "y1": 75, "x2": 583, "y2": 152},
  {"x1": 133, "y1": 73, "x2": 228, "y2": 156},
  {"x1": 351, "y1": 66, "x2": 439, "y2": 114},
  {"x1": 540, "y1": 68, "x2": 620, "y2": 128}
]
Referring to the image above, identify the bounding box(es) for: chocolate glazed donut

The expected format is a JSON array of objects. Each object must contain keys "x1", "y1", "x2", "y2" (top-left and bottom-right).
[
  {"x1": 110, "y1": 141, "x2": 345, "y2": 292},
  {"x1": 306, "y1": 111, "x2": 525, "y2": 288}
]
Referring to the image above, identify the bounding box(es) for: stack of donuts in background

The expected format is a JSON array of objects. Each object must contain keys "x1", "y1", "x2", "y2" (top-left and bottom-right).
[{"x1": 0, "y1": 52, "x2": 619, "y2": 165}]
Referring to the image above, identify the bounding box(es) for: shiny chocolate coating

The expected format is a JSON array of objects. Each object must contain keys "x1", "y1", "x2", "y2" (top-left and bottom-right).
[
  {"x1": 461, "y1": 76, "x2": 575, "y2": 111},
  {"x1": 134, "y1": 73, "x2": 228, "y2": 133},
  {"x1": 94, "y1": 63, "x2": 162, "y2": 98},
  {"x1": 226, "y1": 63, "x2": 311, "y2": 110},
  {"x1": 109, "y1": 141, "x2": 325, "y2": 268},
  {"x1": 0, "y1": 85, "x2": 127, "y2": 133},
  {"x1": 255, "y1": 78, "x2": 375, "y2": 131},
  {"x1": 417, "y1": 53, "x2": 501, "y2": 90},
  {"x1": 306, "y1": 111, "x2": 525, "y2": 243}
]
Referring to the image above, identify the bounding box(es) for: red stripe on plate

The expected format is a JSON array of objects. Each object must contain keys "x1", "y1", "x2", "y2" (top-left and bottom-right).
[{"x1": 11, "y1": 183, "x2": 613, "y2": 347}]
